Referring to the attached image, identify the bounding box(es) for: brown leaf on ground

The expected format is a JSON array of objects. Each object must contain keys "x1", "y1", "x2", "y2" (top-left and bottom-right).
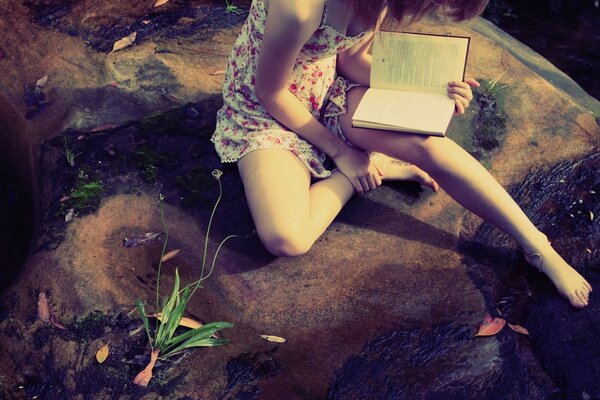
[
  {"x1": 133, "y1": 348, "x2": 160, "y2": 386},
  {"x1": 50, "y1": 315, "x2": 67, "y2": 330},
  {"x1": 160, "y1": 249, "x2": 182, "y2": 263},
  {"x1": 109, "y1": 32, "x2": 137, "y2": 54},
  {"x1": 37, "y1": 292, "x2": 51, "y2": 322},
  {"x1": 153, "y1": 0, "x2": 170, "y2": 7},
  {"x1": 123, "y1": 232, "x2": 162, "y2": 248},
  {"x1": 152, "y1": 313, "x2": 203, "y2": 329},
  {"x1": 90, "y1": 124, "x2": 117, "y2": 132},
  {"x1": 259, "y1": 335, "x2": 286, "y2": 343},
  {"x1": 508, "y1": 323, "x2": 530, "y2": 336},
  {"x1": 96, "y1": 343, "x2": 109, "y2": 363},
  {"x1": 475, "y1": 314, "x2": 506, "y2": 337}
]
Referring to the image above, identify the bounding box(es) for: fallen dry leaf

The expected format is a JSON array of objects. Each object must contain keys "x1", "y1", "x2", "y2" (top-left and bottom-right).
[
  {"x1": 142, "y1": 20, "x2": 151, "y2": 24},
  {"x1": 153, "y1": 313, "x2": 202, "y2": 329},
  {"x1": 123, "y1": 232, "x2": 162, "y2": 248},
  {"x1": 475, "y1": 314, "x2": 506, "y2": 337},
  {"x1": 160, "y1": 249, "x2": 182, "y2": 263},
  {"x1": 90, "y1": 124, "x2": 117, "y2": 132},
  {"x1": 153, "y1": 0, "x2": 170, "y2": 7},
  {"x1": 508, "y1": 323, "x2": 530, "y2": 336},
  {"x1": 109, "y1": 32, "x2": 137, "y2": 54},
  {"x1": 96, "y1": 343, "x2": 110, "y2": 363},
  {"x1": 133, "y1": 348, "x2": 160, "y2": 386},
  {"x1": 36, "y1": 75, "x2": 48, "y2": 87},
  {"x1": 259, "y1": 335, "x2": 286, "y2": 343},
  {"x1": 59, "y1": 195, "x2": 71, "y2": 202},
  {"x1": 37, "y1": 292, "x2": 51, "y2": 322},
  {"x1": 50, "y1": 315, "x2": 67, "y2": 330}
]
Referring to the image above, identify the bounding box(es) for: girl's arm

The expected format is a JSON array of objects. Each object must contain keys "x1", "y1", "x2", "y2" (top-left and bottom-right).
[
  {"x1": 256, "y1": 0, "x2": 381, "y2": 193},
  {"x1": 336, "y1": 32, "x2": 373, "y2": 86}
]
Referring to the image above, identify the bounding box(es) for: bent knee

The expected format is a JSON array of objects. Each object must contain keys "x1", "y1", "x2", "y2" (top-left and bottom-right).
[
  {"x1": 259, "y1": 229, "x2": 312, "y2": 257},
  {"x1": 407, "y1": 135, "x2": 452, "y2": 169}
]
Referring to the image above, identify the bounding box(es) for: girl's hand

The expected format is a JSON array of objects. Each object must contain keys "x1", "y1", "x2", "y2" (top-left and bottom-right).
[
  {"x1": 332, "y1": 146, "x2": 383, "y2": 194},
  {"x1": 447, "y1": 78, "x2": 480, "y2": 115}
]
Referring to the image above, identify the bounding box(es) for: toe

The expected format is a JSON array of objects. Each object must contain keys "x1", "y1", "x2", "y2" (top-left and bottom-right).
[
  {"x1": 570, "y1": 295, "x2": 587, "y2": 308},
  {"x1": 416, "y1": 172, "x2": 439, "y2": 192},
  {"x1": 584, "y1": 280, "x2": 593, "y2": 292},
  {"x1": 576, "y1": 289, "x2": 589, "y2": 306}
]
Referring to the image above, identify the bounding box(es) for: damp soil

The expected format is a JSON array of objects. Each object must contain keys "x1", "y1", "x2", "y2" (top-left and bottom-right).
[{"x1": 36, "y1": 98, "x2": 250, "y2": 253}]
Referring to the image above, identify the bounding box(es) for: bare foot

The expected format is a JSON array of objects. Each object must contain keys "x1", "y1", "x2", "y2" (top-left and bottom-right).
[
  {"x1": 524, "y1": 239, "x2": 593, "y2": 308},
  {"x1": 371, "y1": 153, "x2": 439, "y2": 192}
]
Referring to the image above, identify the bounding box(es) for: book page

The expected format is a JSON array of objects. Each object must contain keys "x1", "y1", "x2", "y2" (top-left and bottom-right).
[
  {"x1": 371, "y1": 31, "x2": 469, "y2": 95},
  {"x1": 352, "y1": 88, "x2": 455, "y2": 134}
]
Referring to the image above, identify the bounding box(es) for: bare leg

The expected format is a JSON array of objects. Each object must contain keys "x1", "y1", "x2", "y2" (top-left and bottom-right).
[
  {"x1": 238, "y1": 149, "x2": 353, "y2": 256},
  {"x1": 238, "y1": 147, "x2": 443, "y2": 256},
  {"x1": 339, "y1": 87, "x2": 592, "y2": 308}
]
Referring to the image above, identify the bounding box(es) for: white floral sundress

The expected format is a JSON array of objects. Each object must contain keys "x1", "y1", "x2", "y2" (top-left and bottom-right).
[{"x1": 211, "y1": 0, "x2": 371, "y2": 178}]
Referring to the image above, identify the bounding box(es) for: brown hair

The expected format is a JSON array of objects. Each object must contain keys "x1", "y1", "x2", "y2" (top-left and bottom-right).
[{"x1": 348, "y1": 0, "x2": 490, "y2": 28}]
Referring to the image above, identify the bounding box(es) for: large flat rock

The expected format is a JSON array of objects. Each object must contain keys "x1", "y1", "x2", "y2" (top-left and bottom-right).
[{"x1": 0, "y1": 2, "x2": 599, "y2": 399}]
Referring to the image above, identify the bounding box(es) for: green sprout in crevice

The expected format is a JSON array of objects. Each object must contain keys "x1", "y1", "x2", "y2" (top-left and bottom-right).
[
  {"x1": 60, "y1": 170, "x2": 104, "y2": 216},
  {"x1": 132, "y1": 144, "x2": 178, "y2": 184},
  {"x1": 62, "y1": 136, "x2": 81, "y2": 168},
  {"x1": 471, "y1": 71, "x2": 508, "y2": 155},
  {"x1": 133, "y1": 170, "x2": 242, "y2": 387},
  {"x1": 225, "y1": 0, "x2": 240, "y2": 13}
]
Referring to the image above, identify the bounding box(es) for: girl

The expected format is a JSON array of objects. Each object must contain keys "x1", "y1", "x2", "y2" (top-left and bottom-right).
[{"x1": 211, "y1": 0, "x2": 593, "y2": 308}]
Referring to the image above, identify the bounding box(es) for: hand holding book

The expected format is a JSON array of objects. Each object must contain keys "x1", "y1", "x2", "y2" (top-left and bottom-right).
[{"x1": 447, "y1": 78, "x2": 480, "y2": 115}]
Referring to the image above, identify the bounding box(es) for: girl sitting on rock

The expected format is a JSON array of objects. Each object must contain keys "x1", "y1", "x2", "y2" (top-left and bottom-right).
[{"x1": 211, "y1": 0, "x2": 592, "y2": 308}]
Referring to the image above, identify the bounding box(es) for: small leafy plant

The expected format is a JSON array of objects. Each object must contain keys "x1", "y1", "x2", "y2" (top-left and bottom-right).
[
  {"x1": 133, "y1": 169, "x2": 239, "y2": 387},
  {"x1": 482, "y1": 70, "x2": 508, "y2": 96},
  {"x1": 224, "y1": 0, "x2": 240, "y2": 13},
  {"x1": 62, "y1": 136, "x2": 81, "y2": 167}
]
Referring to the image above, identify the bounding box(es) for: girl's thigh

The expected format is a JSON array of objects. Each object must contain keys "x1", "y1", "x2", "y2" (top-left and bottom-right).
[
  {"x1": 237, "y1": 148, "x2": 311, "y2": 238},
  {"x1": 338, "y1": 86, "x2": 433, "y2": 164}
]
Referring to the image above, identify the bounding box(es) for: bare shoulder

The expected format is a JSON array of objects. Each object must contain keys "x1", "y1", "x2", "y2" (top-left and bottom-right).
[{"x1": 264, "y1": 0, "x2": 325, "y2": 36}]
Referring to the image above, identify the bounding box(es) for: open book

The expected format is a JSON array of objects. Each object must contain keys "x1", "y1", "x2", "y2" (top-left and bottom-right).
[{"x1": 352, "y1": 31, "x2": 470, "y2": 136}]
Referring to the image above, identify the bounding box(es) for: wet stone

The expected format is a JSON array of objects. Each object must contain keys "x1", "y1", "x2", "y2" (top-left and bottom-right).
[
  {"x1": 328, "y1": 322, "x2": 553, "y2": 400},
  {"x1": 461, "y1": 152, "x2": 600, "y2": 399}
]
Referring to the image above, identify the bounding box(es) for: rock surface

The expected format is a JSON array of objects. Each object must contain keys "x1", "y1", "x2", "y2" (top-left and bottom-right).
[{"x1": 0, "y1": 1, "x2": 599, "y2": 399}]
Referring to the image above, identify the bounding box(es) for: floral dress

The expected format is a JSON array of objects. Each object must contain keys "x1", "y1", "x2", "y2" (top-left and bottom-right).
[{"x1": 211, "y1": 0, "x2": 371, "y2": 178}]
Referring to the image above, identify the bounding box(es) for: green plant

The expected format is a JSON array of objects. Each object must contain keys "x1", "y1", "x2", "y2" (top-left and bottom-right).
[
  {"x1": 224, "y1": 0, "x2": 240, "y2": 13},
  {"x1": 482, "y1": 70, "x2": 508, "y2": 96},
  {"x1": 62, "y1": 137, "x2": 81, "y2": 167},
  {"x1": 133, "y1": 169, "x2": 240, "y2": 387},
  {"x1": 60, "y1": 171, "x2": 104, "y2": 216},
  {"x1": 132, "y1": 144, "x2": 177, "y2": 184}
]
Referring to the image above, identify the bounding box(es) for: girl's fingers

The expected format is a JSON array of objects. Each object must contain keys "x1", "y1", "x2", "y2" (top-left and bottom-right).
[
  {"x1": 447, "y1": 85, "x2": 473, "y2": 101},
  {"x1": 358, "y1": 176, "x2": 370, "y2": 193},
  {"x1": 464, "y1": 78, "x2": 480, "y2": 88},
  {"x1": 449, "y1": 93, "x2": 467, "y2": 114},
  {"x1": 367, "y1": 174, "x2": 377, "y2": 191}
]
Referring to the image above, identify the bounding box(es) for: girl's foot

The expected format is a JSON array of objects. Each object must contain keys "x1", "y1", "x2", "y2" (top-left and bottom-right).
[
  {"x1": 524, "y1": 237, "x2": 593, "y2": 308},
  {"x1": 371, "y1": 153, "x2": 439, "y2": 192}
]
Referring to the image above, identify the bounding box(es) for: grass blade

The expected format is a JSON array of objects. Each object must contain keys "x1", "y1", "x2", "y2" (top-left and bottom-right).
[
  {"x1": 163, "y1": 322, "x2": 234, "y2": 356},
  {"x1": 135, "y1": 299, "x2": 153, "y2": 348}
]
